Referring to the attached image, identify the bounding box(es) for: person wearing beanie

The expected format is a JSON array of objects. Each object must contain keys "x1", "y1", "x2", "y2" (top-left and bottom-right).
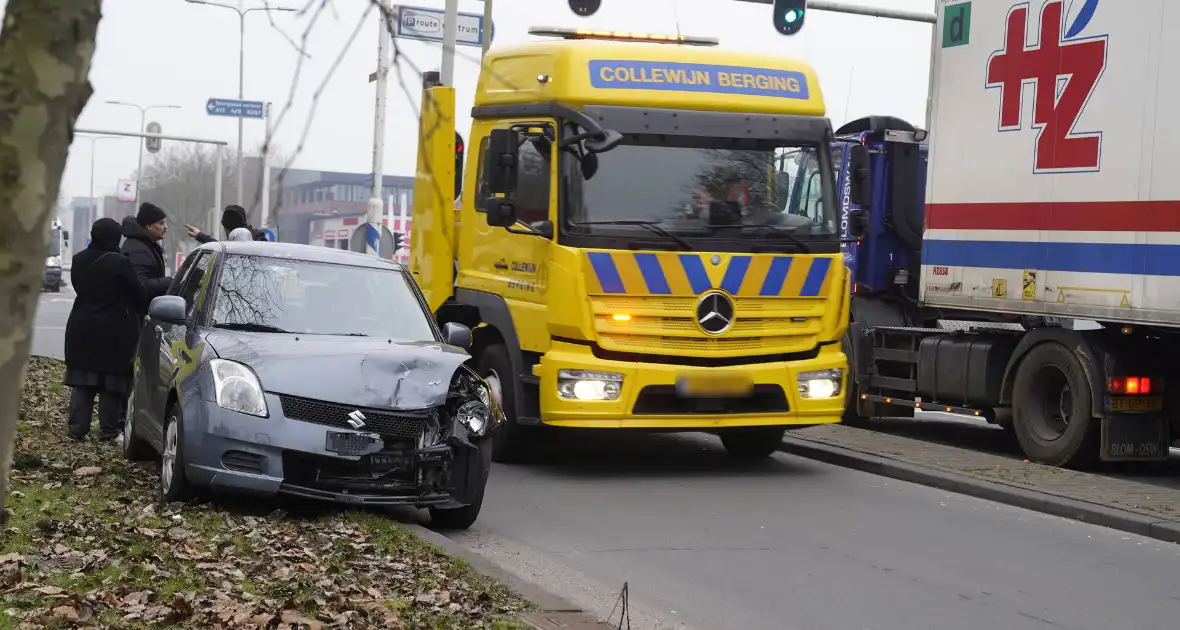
[
  {"x1": 186, "y1": 204, "x2": 270, "y2": 243},
  {"x1": 64, "y1": 218, "x2": 148, "y2": 442},
  {"x1": 120, "y1": 202, "x2": 173, "y2": 304}
]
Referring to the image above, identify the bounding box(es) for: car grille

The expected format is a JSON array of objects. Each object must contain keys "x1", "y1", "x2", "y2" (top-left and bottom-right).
[{"x1": 278, "y1": 395, "x2": 430, "y2": 439}]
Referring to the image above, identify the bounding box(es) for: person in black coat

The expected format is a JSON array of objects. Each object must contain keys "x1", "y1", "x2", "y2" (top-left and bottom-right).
[
  {"x1": 120, "y1": 202, "x2": 173, "y2": 305},
  {"x1": 64, "y1": 218, "x2": 148, "y2": 442},
  {"x1": 185, "y1": 204, "x2": 269, "y2": 243}
]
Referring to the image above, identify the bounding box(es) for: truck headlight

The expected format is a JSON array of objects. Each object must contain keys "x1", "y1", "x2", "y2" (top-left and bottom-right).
[
  {"x1": 210, "y1": 359, "x2": 268, "y2": 417},
  {"x1": 456, "y1": 400, "x2": 490, "y2": 436},
  {"x1": 797, "y1": 368, "x2": 842, "y2": 399},
  {"x1": 557, "y1": 369, "x2": 623, "y2": 401}
]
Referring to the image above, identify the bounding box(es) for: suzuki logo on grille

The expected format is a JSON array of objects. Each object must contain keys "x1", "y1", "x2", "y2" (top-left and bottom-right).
[
  {"x1": 695, "y1": 291, "x2": 734, "y2": 335},
  {"x1": 347, "y1": 410, "x2": 367, "y2": 429}
]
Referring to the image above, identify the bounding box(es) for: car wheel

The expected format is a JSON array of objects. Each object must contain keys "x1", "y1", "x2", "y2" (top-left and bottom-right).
[
  {"x1": 159, "y1": 406, "x2": 195, "y2": 502},
  {"x1": 429, "y1": 490, "x2": 484, "y2": 530},
  {"x1": 719, "y1": 427, "x2": 785, "y2": 459},
  {"x1": 479, "y1": 344, "x2": 538, "y2": 464},
  {"x1": 122, "y1": 387, "x2": 154, "y2": 461}
]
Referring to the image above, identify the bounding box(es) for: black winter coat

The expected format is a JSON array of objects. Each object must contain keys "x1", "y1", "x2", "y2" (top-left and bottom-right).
[
  {"x1": 65, "y1": 232, "x2": 148, "y2": 375},
  {"x1": 120, "y1": 216, "x2": 172, "y2": 302}
]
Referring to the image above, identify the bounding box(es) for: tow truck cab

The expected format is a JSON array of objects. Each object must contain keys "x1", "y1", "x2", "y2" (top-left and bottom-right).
[{"x1": 411, "y1": 28, "x2": 861, "y2": 463}]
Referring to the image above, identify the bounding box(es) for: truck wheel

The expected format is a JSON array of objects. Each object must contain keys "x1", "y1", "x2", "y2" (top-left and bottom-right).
[
  {"x1": 719, "y1": 427, "x2": 784, "y2": 458},
  {"x1": 478, "y1": 344, "x2": 537, "y2": 464},
  {"x1": 1011, "y1": 342, "x2": 1099, "y2": 467}
]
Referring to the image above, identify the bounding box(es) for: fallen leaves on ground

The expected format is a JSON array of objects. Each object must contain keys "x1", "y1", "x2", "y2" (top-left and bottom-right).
[{"x1": 2, "y1": 358, "x2": 531, "y2": 629}]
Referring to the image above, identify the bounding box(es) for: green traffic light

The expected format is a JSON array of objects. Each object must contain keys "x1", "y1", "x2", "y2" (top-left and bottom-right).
[{"x1": 784, "y1": 9, "x2": 800, "y2": 23}]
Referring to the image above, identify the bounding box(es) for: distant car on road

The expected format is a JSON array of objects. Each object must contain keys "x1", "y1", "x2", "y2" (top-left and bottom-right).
[{"x1": 123, "y1": 241, "x2": 502, "y2": 529}]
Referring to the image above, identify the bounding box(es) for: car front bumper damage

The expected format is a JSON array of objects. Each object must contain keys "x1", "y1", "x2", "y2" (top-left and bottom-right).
[{"x1": 182, "y1": 393, "x2": 491, "y2": 509}]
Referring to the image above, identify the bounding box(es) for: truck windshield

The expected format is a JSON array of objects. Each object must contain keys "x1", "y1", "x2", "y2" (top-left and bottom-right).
[{"x1": 562, "y1": 134, "x2": 838, "y2": 252}]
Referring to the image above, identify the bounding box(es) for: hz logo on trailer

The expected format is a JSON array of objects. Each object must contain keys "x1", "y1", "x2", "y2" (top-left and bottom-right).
[{"x1": 985, "y1": 0, "x2": 1106, "y2": 173}]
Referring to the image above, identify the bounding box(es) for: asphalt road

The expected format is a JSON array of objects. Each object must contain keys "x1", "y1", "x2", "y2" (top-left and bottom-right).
[
  {"x1": 31, "y1": 271, "x2": 72, "y2": 361},
  {"x1": 435, "y1": 431, "x2": 1180, "y2": 630},
  {"x1": 28, "y1": 298, "x2": 1180, "y2": 629}
]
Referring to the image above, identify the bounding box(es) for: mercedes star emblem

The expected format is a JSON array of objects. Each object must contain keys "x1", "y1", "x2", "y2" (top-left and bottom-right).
[
  {"x1": 695, "y1": 291, "x2": 735, "y2": 335},
  {"x1": 347, "y1": 409, "x2": 367, "y2": 429}
]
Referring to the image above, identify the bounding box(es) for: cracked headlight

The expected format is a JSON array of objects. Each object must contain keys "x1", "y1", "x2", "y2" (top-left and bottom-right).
[
  {"x1": 456, "y1": 399, "x2": 490, "y2": 436},
  {"x1": 797, "y1": 368, "x2": 843, "y2": 399},
  {"x1": 210, "y1": 359, "x2": 268, "y2": 417}
]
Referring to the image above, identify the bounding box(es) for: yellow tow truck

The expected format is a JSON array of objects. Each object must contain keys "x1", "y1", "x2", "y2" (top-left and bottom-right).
[{"x1": 410, "y1": 27, "x2": 850, "y2": 462}]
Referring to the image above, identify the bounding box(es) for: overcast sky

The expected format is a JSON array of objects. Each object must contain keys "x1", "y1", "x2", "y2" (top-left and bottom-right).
[{"x1": 20, "y1": 0, "x2": 936, "y2": 202}]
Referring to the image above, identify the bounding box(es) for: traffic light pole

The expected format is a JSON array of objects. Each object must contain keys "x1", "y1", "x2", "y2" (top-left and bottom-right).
[{"x1": 736, "y1": 0, "x2": 938, "y2": 129}]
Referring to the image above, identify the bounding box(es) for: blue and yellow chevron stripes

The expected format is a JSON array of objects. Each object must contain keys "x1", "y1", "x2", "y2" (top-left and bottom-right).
[{"x1": 584, "y1": 251, "x2": 836, "y2": 298}]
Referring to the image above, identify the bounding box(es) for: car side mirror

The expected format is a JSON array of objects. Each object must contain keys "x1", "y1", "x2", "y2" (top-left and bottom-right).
[
  {"x1": 481, "y1": 128, "x2": 521, "y2": 195},
  {"x1": 585, "y1": 129, "x2": 623, "y2": 154},
  {"x1": 443, "y1": 322, "x2": 472, "y2": 348},
  {"x1": 848, "y1": 144, "x2": 871, "y2": 209},
  {"x1": 148, "y1": 295, "x2": 187, "y2": 324}
]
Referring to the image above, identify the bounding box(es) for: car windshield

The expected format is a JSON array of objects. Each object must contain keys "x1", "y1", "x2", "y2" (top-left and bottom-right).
[
  {"x1": 562, "y1": 134, "x2": 838, "y2": 249},
  {"x1": 210, "y1": 254, "x2": 436, "y2": 340}
]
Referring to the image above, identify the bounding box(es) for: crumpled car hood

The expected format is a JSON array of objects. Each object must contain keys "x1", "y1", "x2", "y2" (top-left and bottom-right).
[{"x1": 203, "y1": 330, "x2": 471, "y2": 410}]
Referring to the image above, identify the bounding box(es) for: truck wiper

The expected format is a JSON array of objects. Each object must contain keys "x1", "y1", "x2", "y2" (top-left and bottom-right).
[
  {"x1": 213, "y1": 322, "x2": 291, "y2": 333},
  {"x1": 571, "y1": 220, "x2": 693, "y2": 251},
  {"x1": 741, "y1": 223, "x2": 811, "y2": 253}
]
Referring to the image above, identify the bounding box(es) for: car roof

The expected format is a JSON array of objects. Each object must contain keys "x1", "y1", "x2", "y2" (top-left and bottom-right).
[{"x1": 197, "y1": 241, "x2": 405, "y2": 271}]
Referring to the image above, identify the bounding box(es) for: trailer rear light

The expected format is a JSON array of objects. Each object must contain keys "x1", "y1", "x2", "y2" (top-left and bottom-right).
[{"x1": 1109, "y1": 377, "x2": 1152, "y2": 395}]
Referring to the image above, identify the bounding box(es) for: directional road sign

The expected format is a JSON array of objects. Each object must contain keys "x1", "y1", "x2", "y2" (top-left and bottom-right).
[
  {"x1": 206, "y1": 98, "x2": 265, "y2": 119},
  {"x1": 394, "y1": 4, "x2": 493, "y2": 48}
]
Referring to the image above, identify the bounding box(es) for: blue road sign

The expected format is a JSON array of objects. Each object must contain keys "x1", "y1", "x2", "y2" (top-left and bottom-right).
[
  {"x1": 206, "y1": 98, "x2": 265, "y2": 119},
  {"x1": 394, "y1": 5, "x2": 494, "y2": 47},
  {"x1": 261, "y1": 228, "x2": 276, "y2": 242}
]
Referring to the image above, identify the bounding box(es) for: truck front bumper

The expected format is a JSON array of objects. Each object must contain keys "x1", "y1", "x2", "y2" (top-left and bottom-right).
[{"x1": 535, "y1": 341, "x2": 846, "y2": 429}]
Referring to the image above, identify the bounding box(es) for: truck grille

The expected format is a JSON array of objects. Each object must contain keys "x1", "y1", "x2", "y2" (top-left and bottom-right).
[
  {"x1": 278, "y1": 395, "x2": 430, "y2": 439},
  {"x1": 591, "y1": 296, "x2": 826, "y2": 356}
]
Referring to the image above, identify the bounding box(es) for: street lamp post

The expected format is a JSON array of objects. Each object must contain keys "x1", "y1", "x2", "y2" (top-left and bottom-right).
[
  {"x1": 78, "y1": 135, "x2": 124, "y2": 220},
  {"x1": 105, "y1": 101, "x2": 181, "y2": 206},
  {"x1": 184, "y1": 0, "x2": 297, "y2": 208}
]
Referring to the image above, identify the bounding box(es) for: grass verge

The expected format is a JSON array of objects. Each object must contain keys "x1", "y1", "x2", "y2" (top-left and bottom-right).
[{"x1": 1, "y1": 357, "x2": 532, "y2": 629}]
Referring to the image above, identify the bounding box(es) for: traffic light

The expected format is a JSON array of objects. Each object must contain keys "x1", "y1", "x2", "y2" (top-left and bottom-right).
[
  {"x1": 392, "y1": 231, "x2": 404, "y2": 253},
  {"x1": 455, "y1": 131, "x2": 464, "y2": 200},
  {"x1": 772, "y1": 0, "x2": 806, "y2": 36},
  {"x1": 568, "y1": 0, "x2": 601, "y2": 17}
]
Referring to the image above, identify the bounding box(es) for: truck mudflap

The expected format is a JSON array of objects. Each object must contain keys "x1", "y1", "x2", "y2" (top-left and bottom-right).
[{"x1": 1100, "y1": 415, "x2": 1171, "y2": 462}]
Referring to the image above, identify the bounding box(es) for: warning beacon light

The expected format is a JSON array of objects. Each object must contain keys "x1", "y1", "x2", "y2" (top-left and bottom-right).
[
  {"x1": 773, "y1": 0, "x2": 807, "y2": 36},
  {"x1": 528, "y1": 27, "x2": 719, "y2": 47}
]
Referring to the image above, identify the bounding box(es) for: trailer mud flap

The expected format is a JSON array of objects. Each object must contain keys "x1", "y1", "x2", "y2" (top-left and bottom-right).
[{"x1": 1100, "y1": 416, "x2": 1169, "y2": 461}]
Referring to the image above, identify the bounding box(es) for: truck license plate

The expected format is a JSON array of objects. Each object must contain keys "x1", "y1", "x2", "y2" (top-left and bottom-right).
[
  {"x1": 676, "y1": 373, "x2": 754, "y2": 398},
  {"x1": 1109, "y1": 396, "x2": 1163, "y2": 412}
]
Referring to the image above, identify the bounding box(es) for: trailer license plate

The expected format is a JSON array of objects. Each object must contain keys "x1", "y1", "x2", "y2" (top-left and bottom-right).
[
  {"x1": 1109, "y1": 396, "x2": 1163, "y2": 412},
  {"x1": 676, "y1": 373, "x2": 754, "y2": 398}
]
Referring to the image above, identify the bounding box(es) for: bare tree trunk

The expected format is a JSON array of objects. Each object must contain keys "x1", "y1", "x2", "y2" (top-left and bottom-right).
[{"x1": 0, "y1": 0, "x2": 102, "y2": 521}]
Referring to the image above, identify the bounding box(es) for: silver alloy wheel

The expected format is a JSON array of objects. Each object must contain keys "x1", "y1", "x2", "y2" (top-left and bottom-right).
[
  {"x1": 122, "y1": 390, "x2": 135, "y2": 453},
  {"x1": 161, "y1": 419, "x2": 178, "y2": 493}
]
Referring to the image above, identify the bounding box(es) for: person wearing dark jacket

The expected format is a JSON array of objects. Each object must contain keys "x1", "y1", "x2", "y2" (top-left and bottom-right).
[
  {"x1": 185, "y1": 204, "x2": 269, "y2": 243},
  {"x1": 64, "y1": 218, "x2": 148, "y2": 442},
  {"x1": 120, "y1": 202, "x2": 173, "y2": 304}
]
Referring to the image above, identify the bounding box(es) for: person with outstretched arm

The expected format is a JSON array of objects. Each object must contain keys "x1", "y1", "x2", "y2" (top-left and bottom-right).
[
  {"x1": 185, "y1": 204, "x2": 269, "y2": 243},
  {"x1": 120, "y1": 202, "x2": 173, "y2": 305}
]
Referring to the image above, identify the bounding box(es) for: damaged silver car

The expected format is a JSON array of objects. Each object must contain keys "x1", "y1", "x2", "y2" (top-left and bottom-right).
[{"x1": 123, "y1": 241, "x2": 504, "y2": 529}]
